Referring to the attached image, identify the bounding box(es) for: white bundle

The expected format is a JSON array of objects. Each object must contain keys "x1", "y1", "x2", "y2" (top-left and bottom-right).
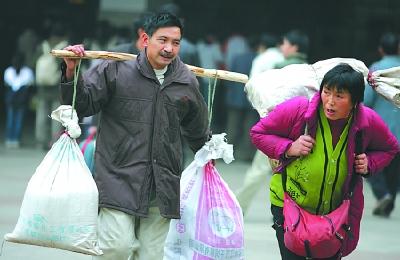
[
  {"x1": 51, "y1": 105, "x2": 81, "y2": 139},
  {"x1": 369, "y1": 66, "x2": 400, "y2": 108},
  {"x1": 245, "y1": 57, "x2": 400, "y2": 117},
  {"x1": 4, "y1": 105, "x2": 102, "y2": 255}
]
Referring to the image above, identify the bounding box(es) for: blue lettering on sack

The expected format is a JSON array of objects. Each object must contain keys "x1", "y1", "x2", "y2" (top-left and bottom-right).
[
  {"x1": 20, "y1": 214, "x2": 94, "y2": 243},
  {"x1": 179, "y1": 174, "x2": 197, "y2": 216},
  {"x1": 188, "y1": 239, "x2": 243, "y2": 259}
]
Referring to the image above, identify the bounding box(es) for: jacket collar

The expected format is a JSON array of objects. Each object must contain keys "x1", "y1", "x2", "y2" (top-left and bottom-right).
[{"x1": 136, "y1": 48, "x2": 192, "y2": 86}]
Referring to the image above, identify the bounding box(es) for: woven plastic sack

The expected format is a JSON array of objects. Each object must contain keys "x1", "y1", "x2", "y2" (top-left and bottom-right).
[
  {"x1": 164, "y1": 134, "x2": 244, "y2": 260},
  {"x1": 4, "y1": 106, "x2": 102, "y2": 256},
  {"x1": 245, "y1": 58, "x2": 369, "y2": 117}
]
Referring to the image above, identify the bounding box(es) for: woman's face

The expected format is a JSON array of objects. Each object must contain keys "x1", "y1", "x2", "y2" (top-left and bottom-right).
[{"x1": 321, "y1": 86, "x2": 354, "y2": 120}]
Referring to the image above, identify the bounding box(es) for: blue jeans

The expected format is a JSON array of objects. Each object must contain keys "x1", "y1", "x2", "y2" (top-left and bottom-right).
[{"x1": 6, "y1": 105, "x2": 26, "y2": 142}]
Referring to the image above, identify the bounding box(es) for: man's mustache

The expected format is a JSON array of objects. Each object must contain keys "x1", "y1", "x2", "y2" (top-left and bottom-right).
[{"x1": 160, "y1": 51, "x2": 174, "y2": 58}]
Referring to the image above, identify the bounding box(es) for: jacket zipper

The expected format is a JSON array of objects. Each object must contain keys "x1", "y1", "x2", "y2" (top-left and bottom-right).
[
  {"x1": 150, "y1": 84, "x2": 160, "y2": 163},
  {"x1": 330, "y1": 135, "x2": 349, "y2": 211},
  {"x1": 146, "y1": 80, "x2": 161, "y2": 206}
]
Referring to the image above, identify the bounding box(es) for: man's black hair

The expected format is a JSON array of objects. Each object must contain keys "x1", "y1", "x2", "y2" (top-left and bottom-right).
[
  {"x1": 319, "y1": 63, "x2": 365, "y2": 104},
  {"x1": 260, "y1": 33, "x2": 279, "y2": 49},
  {"x1": 144, "y1": 12, "x2": 184, "y2": 37},
  {"x1": 284, "y1": 30, "x2": 309, "y2": 54},
  {"x1": 379, "y1": 32, "x2": 399, "y2": 55},
  {"x1": 132, "y1": 12, "x2": 153, "y2": 39}
]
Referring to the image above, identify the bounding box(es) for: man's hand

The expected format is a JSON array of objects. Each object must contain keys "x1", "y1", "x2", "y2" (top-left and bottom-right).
[
  {"x1": 63, "y1": 44, "x2": 85, "y2": 80},
  {"x1": 286, "y1": 135, "x2": 315, "y2": 157},
  {"x1": 354, "y1": 153, "x2": 369, "y2": 175}
]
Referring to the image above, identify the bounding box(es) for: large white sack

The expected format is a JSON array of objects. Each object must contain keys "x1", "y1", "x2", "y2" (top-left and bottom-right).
[
  {"x1": 245, "y1": 58, "x2": 379, "y2": 117},
  {"x1": 369, "y1": 66, "x2": 400, "y2": 108},
  {"x1": 4, "y1": 107, "x2": 102, "y2": 255}
]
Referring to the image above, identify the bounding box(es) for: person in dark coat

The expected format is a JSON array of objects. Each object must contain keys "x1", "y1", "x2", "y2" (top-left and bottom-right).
[{"x1": 61, "y1": 13, "x2": 210, "y2": 260}]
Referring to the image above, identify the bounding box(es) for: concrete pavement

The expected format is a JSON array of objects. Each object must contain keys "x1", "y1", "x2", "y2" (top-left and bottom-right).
[{"x1": 0, "y1": 145, "x2": 399, "y2": 259}]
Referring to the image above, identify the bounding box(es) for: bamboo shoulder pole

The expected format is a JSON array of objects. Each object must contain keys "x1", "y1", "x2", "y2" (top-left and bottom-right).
[{"x1": 51, "y1": 50, "x2": 249, "y2": 84}]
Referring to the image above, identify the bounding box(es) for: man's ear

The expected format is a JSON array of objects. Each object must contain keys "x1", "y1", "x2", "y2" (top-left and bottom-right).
[
  {"x1": 142, "y1": 33, "x2": 149, "y2": 47},
  {"x1": 292, "y1": 44, "x2": 299, "y2": 54}
]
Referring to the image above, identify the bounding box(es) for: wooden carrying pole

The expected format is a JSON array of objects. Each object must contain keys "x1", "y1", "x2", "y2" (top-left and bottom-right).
[{"x1": 51, "y1": 50, "x2": 249, "y2": 84}]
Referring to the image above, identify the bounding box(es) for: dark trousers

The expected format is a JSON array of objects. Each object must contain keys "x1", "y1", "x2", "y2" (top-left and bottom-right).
[
  {"x1": 270, "y1": 205, "x2": 341, "y2": 260},
  {"x1": 5, "y1": 105, "x2": 26, "y2": 141},
  {"x1": 367, "y1": 153, "x2": 400, "y2": 201}
]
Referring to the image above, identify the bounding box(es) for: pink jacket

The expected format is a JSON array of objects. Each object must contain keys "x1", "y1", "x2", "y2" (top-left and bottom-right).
[{"x1": 250, "y1": 93, "x2": 399, "y2": 255}]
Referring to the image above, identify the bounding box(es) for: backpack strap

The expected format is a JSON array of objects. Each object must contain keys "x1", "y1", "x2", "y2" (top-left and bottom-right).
[
  {"x1": 348, "y1": 131, "x2": 363, "y2": 198},
  {"x1": 282, "y1": 122, "x2": 309, "y2": 192}
]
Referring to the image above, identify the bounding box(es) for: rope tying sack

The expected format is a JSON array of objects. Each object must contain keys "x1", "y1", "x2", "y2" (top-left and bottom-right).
[
  {"x1": 50, "y1": 59, "x2": 82, "y2": 139},
  {"x1": 207, "y1": 73, "x2": 218, "y2": 128}
]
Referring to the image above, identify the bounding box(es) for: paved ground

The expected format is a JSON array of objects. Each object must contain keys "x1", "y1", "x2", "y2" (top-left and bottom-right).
[{"x1": 0, "y1": 143, "x2": 399, "y2": 259}]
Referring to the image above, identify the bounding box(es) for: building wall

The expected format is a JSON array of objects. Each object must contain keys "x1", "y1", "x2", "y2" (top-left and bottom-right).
[{"x1": 98, "y1": 0, "x2": 147, "y2": 26}]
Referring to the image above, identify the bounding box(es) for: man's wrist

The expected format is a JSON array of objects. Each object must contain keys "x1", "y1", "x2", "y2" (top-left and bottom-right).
[
  {"x1": 66, "y1": 68, "x2": 75, "y2": 81},
  {"x1": 61, "y1": 61, "x2": 74, "y2": 82}
]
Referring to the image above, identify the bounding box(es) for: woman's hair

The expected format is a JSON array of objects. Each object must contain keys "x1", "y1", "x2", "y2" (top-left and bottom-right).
[{"x1": 319, "y1": 63, "x2": 365, "y2": 104}]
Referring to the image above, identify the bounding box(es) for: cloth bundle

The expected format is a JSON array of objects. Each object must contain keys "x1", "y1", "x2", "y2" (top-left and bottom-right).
[{"x1": 245, "y1": 57, "x2": 400, "y2": 117}]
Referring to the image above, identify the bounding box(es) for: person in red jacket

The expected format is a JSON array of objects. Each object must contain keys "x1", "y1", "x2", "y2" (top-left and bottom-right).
[{"x1": 250, "y1": 64, "x2": 399, "y2": 259}]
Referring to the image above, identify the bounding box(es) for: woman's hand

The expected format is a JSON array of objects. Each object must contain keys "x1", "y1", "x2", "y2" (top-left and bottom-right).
[
  {"x1": 354, "y1": 153, "x2": 369, "y2": 175},
  {"x1": 63, "y1": 44, "x2": 85, "y2": 80},
  {"x1": 286, "y1": 135, "x2": 315, "y2": 157}
]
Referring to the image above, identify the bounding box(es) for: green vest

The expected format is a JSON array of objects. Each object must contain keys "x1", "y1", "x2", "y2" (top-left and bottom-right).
[{"x1": 270, "y1": 108, "x2": 351, "y2": 214}]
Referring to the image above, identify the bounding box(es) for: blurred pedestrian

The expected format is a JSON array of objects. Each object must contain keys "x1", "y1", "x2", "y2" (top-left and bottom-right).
[
  {"x1": 251, "y1": 64, "x2": 399, "y2": 259},
  {"x1": 275, "y1": 29, "x2": 309, "y2": 69},
  {"x1": 364, "y1": 32, "x2": 400, "y2": 217},
  {"x1": 35, "y1": 21, "x2": 68, "y2": 150},
  {"x1": 224, "y1": 35, "x2": 259, "y2": 162},
  {"x1": 209, "y1": 33, "x2": 249, "y2": 134},
  {"x1": 3, "y1": 52, "x2": 34, "y2": 148},
  {"x1": 16, "y1": 28, "x2": 40, "y2": 70},
  {"x1": 250, "y1": 33, "x2": 284, "y2": 77},
  {"x1": 196, "y1": 33, "x2": 224, "y2": 100},
  {"x1": 110, "y1": 12, "x2": 153, "y2": 54},
  {"x1": 61, "y1": 12, "x2": 210, "y2": 260},
  {"x1": 236, "y1": 33, "x2": 284, "y2": 213}
]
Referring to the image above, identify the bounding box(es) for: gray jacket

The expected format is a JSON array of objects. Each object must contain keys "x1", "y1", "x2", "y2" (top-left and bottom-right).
[{"x1": 60, "y1": 49, "x2": 209, "y2": 218}]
